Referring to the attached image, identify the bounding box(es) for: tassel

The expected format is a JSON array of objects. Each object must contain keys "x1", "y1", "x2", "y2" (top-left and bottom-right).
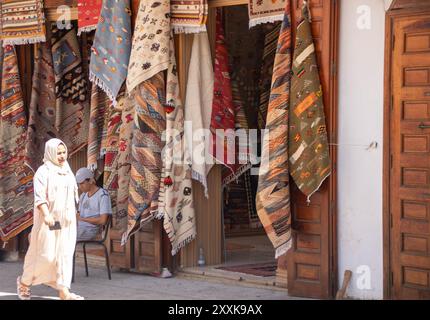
[
  {"x1": 275, "y1": 240, "x2": 292, "y2": 259},
  {"x1": 77, "y1": 26, "x2": 97, "y2": 36},
  {"x1": 89, "y1": 71, "x2": 118, "y2": 107},
  {"x1": 249, "y1": 14, "x2": 284, "y2": 29},
  {"x1": 2, "y1": 36, "x2": 46, "y2": 47},
  {"x1": 170, "y1": 233, "x2": 196, "y2": 256}
]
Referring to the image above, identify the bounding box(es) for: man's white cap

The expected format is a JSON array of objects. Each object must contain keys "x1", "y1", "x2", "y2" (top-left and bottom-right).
[{"x1": 76, "y1": 167, "x2": 94, "y2": 184}]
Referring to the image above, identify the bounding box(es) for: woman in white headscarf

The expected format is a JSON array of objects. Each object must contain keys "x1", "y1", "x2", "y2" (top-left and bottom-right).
[{"x1": 16, "y1": 138, "x2": 84, "y2": 300}]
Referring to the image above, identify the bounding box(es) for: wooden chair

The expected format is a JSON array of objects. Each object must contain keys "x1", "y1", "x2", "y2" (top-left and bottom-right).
[{"x1": 72, "y1": 215, "x2": 112, "y2": 281}]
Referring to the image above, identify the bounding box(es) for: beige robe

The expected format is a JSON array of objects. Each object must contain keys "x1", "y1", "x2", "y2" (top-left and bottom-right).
[{"x1": 21, "y1": 163, "x2": 78, "y2": 290}]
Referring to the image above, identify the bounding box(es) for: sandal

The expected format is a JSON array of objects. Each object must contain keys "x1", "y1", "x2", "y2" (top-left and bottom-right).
[
  {"x1": 16, "y1": 276, "x2": 31, "y2": 300},
  {"x1": 61, "y1": 292, "x2": 85, "y2": 300}
]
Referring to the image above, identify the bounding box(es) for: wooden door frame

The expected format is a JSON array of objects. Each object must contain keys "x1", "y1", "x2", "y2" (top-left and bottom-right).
[
  {"x1": 328, "y1": 0, "x2": 340, "y2": 297},
  {"x1": 383, "y1": 2, "x2": 430, "y2": 300}
]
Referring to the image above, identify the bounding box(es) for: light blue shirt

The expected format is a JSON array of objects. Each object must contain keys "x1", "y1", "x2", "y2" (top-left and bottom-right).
[{"x1": 77, "y1": 188, "x2": 112, "y2": 234}]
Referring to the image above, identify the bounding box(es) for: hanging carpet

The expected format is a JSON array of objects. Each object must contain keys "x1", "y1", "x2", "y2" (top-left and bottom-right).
[
  {"x1": 89, "y1": 0, "x2": 131, "y2": 105},
  {"x1": 158, "y1": 35, "x2": 196, "y2": 256},
  {"x1": 0, "y1": 44, "x2": 34, "y2": 241},
  {"x1": 184, "y1": 32, "x2": 214, "y2": 197},
  {"x1": 77, "y1": 0, "x2": 103, "y2": 36},
  {"x1": 248, "y1": 0, "x2": 286, "y2": 28},
  {"x1": 51, "y1": 24, "x2": 90, "y2": 158},
  {"x1": 1, "y1": 0, "x2": 46, "y2": 46},
  {"x1": 256, "y1": 2, "x2": 293, "y2": 259},
  {"x1": 210, "y1": 9, "x2": 241, "y2": 183},
  {"x1": 171, "y1": 0, "x2": 208, "y2": 34},
  {"x1": 122, "y1": 73, "x2": 166, "y2": 245},
  {"x1": 289, "y1": 4, "x2": 331, "y2": 200}
]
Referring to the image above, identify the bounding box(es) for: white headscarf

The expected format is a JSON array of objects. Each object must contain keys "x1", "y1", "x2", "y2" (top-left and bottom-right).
[
  {"x1": 42, "y1": 138, "x2": 78, "y2": 204},
  {"x1": 43, "y1": 138, "x2": 73, "y2": 175}
]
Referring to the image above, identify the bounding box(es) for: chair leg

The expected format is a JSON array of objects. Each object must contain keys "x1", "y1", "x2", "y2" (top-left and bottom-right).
[
  {"x1": 72, "y1": 249, "x2": 76, "y2": 283},
  {"x1": 103, "y1": 244, "x2": 111, "y2": 280},
  {"x1": 83, "y1": 243, "x2": 89, "y2": 277}
]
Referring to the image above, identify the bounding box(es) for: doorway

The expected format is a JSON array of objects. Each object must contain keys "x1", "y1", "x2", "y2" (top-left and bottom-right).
[{"x1": 179, "y1": 0, "x2": 339, "y2": 299}]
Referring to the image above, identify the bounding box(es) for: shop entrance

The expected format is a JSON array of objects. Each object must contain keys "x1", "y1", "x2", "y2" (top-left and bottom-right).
[{"x1": 178, "y1": 1, "x2": 339, "y2": 299}]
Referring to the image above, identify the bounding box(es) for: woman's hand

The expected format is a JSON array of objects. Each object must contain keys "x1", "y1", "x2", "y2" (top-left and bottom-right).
[
  {"x1": 38, "y1": 203, "x2": 55, "y2": 227},
  {"x1": 44, "y1": 214, "x2": 55, "y2": 227}
]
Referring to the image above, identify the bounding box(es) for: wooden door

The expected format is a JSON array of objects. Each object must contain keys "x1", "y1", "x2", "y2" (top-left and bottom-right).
[
  {"x1": 285, "y1": 0, "x2": 338, "y2": 299},
  {"x1": 389, "y1": 12, "x2": 430, "y2": 299}
]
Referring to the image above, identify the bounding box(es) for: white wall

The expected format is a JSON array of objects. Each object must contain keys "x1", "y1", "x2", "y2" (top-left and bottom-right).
[
  {"x1": 384, "y1": 0, "x2": 394, "y2": 11},
  {"x1": 337, "y1": 0, "x2": 386, "y2": 299}
]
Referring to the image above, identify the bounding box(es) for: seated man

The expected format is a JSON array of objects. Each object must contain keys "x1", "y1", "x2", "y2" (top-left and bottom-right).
[{"x1": 75, "y1": 168, "x2": 112, "y2": 241}]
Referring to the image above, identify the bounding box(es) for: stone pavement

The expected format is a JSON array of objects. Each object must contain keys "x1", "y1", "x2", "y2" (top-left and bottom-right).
[{"x1": 0, "y1": 260, "x2": 296, "y2": 300}]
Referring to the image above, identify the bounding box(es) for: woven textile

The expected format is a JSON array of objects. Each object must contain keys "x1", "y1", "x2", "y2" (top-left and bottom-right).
[
  {"x1": 257, "y1": 22, "x2": 281, "y2": 130},
  {"x1": 210, "y1": 10, "x2": 236, "y2": 177},
  {"x1": 122, "y1": 73, "x2": 166, "y2": 245},
  {"x1": 115, "y1": 99, "x2": 134, "y2": 231},
  {"x1": 77, "y1": 0, "x2": 102, "y2": 35},
  {"x1": 244, "y1": 170, "x2": 259, "y2": 227},
  {"x1": 127, "y1": 0, "x2": 170, "y2": 94},
  {"x1": 87, "y1": 85, "x2": 111, "y2": 171},
  {"x1": 25, "y1": 40, "x2": 59, "y2": 172},
  {"x1": 158, "y1": 35, "x2": 196, "y2": 255},
  {"x1": 90, "y1": 0, "x2": 131, "y2": 105},
  {"x1": 222, "y1": 76, "x2": 252, "y2": 186},
  {"x1": 1, "y1": 0, "x2": 46, "y2": 46},
  {"x1": 171, "y1": 0, "x2": 208, "y2": 34},
  {"x1": 51, "y1": 24, "x2": 89, "y2": 157},
  {"x1": 0, "y1": 44, "x2": 34, "y2": 241},
  {"x1": 248, "y1": 0, "x2": 286, "y2": 28},
  {"x1": 256, "y1": 3, "x2": 292, "y2": 259},
  {"x1": 225, "y1": 5, "x2": 262, "y2": 129},
  {"x1": 289, "y1": 4, "x2": 330, "y2": 200},
  {"x1": 103, "y1": 94, "x2": 127, "y2": 223},
  {"x1": 184, "y1": 32, "x2": 214, "y2": 197},
  {"x1": 26, "y1": 25, "x2": 89, "y2": 171}
]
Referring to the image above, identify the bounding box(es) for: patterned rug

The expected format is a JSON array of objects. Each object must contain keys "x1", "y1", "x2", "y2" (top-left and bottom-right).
[
  {"x1": 26, "y1": 24, "x2": 89, "y2": 170},
  {"x1": 87, "y1": 85, "x2": 111, "y2": 172},
  {"x1": 0, "y1": 44, "x2": 34, "y2": 241},
  {"x1": 1, "y1": 0, "x2": 46, "y2": 46},
  {"x1": 102, "y1": 96, "x2": 125, "y2": 221},
  {"x1": 51, "y1": 23, "x2": 90, "y2": 157},
  {"x1": 127, "y1": 0, "x2": 170, "y2": 95},
  {"x1": 158, "y1": 36, "x2": 196, "y2": 256},
  {"x1": 210, "y1": 9, "x2": 236, "y2": 178},
  {"x1": 248, "y1": 0, "x2": 285, "y2": 28},
  {"x1": 222, "y1": 83, "x2": 252, "y2": 186},
  {"x1": 77, "y1": 0, "x2": 102, "y2": 35},
  {"x1": 257, "y1": 22, "x2": 282, "y2": 130},
  {"x1": 171, "y1": 0, "x2": 208, "y2": 33},
  {"x1": 289, "y1": 4, "x2": 331, "y2": 201},
  {"x1": 90, "y1": 0, "x2": 131, "y2": 105},
  {"x1": 184, "y1": 32, "x2": 214, "y2": 197},
  {"x1": 243, "y1": 170, "x2": 259, "y2": 226},
  {"x1": 122, "y1": 73, "x2": 166, "y2": 245},
  {"x1": 256, "y1": 3, "x2": 293, "y2": 259},
  {"x1": 115, "y1": 99, "x2": 135, "y2": 231},
  {"x1": 217, "y1": 262, "x2": 277, "y2": 277},
  {"x1": 224, "y1": 5, "x2": 264, "y2": 129},
  {"x1": 25, "y1": 39, "x2": 59, "y2": 171}
]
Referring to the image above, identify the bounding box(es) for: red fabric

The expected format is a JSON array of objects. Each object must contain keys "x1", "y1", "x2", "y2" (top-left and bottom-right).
[
  {"x1": 210, "y1": 9, "x2": 236, "y2": 174},
  {"x1": 78, "y1": 0, "x2": 102, "y2": 33}
]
